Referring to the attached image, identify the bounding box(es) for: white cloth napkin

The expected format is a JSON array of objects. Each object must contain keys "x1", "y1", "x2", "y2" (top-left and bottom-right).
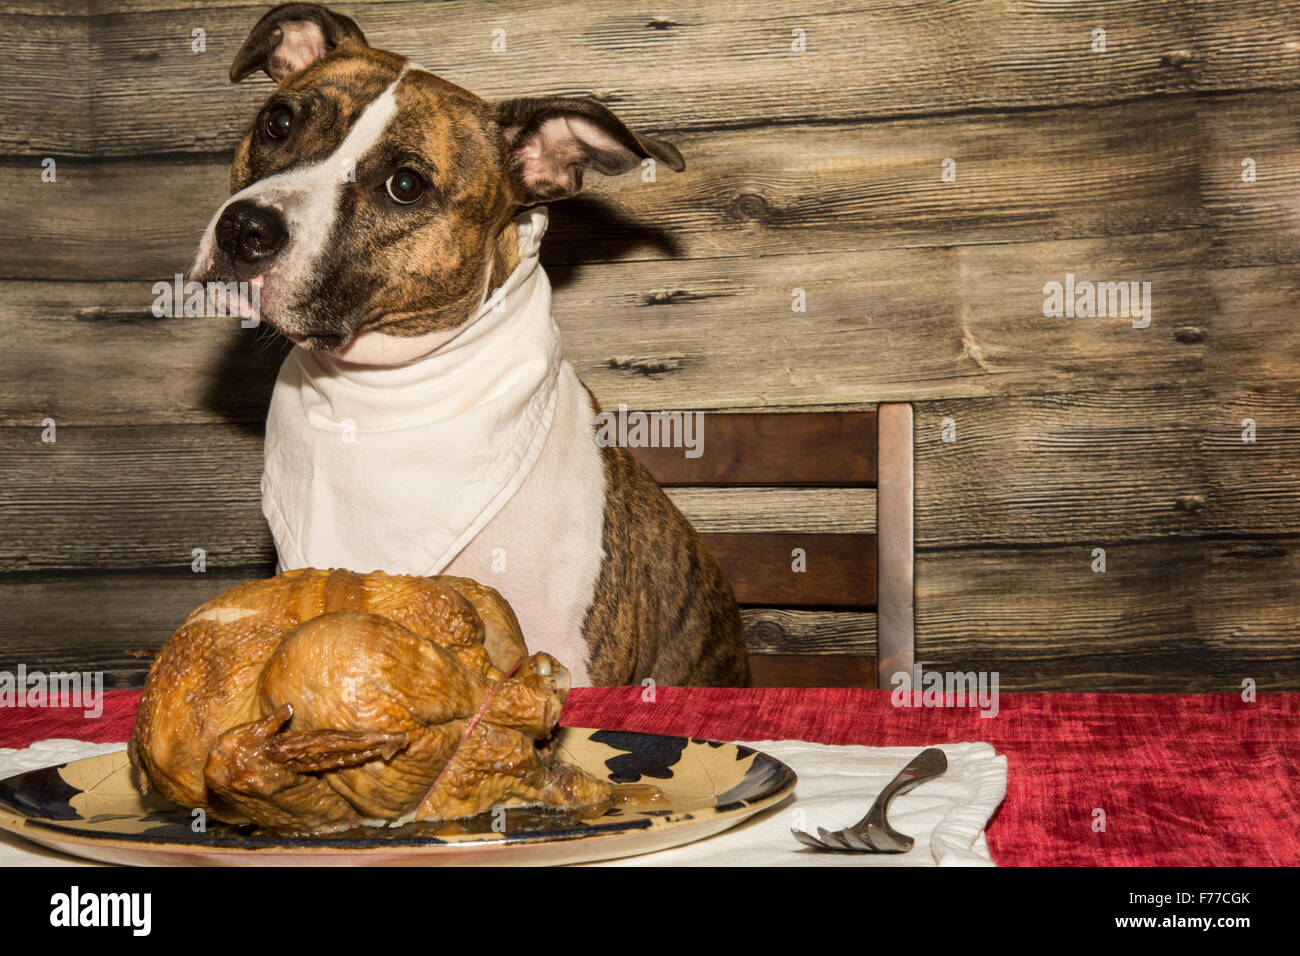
[{"x1": 0, "y1": 738, "x2": 1006, "y2": 867}]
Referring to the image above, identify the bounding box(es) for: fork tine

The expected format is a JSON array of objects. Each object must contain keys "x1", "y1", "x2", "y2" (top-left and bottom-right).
[
  {"x1": 840, "y1": 827, "x2": 874, "y2": 851},
  {"x1": 817, "y1": 827, "x2": 853, "y2": 850},
  {"x1": 864, "y1": 823, "x2": 914, "y2": 853},
  {"x1": 791, "y1": 828, "x2": 828, "y2": 850}
]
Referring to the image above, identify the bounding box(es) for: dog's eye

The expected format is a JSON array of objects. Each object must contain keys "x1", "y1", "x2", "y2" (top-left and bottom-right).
[
  {"x1": 263, "y1": 106, "x2": 294, "y2": 140},
  {"x1": 385, "y1": 169, "x2": 426, "y2": 204}
]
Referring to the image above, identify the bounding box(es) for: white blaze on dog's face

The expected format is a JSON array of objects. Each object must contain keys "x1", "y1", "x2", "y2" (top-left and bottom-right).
[
  {"x1": 190, "y1": 3, "x2": 684, "y2": 360},
  {"x1": 190, "y1": 40, "x2": 509, "y2": 354}
]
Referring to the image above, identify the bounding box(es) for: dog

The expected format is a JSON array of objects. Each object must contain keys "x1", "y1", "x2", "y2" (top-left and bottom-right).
[{"x1": 188, "y1": 3, "x2": 750, "y2": 687}]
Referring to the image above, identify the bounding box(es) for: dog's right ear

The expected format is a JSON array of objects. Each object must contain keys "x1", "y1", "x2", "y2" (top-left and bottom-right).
[
  {"x1": 230, "y1": 3, "x2": 367, "y2": 84},
  {"x1": 495, "y1": 97, "x2": 685, "y2": 204}
]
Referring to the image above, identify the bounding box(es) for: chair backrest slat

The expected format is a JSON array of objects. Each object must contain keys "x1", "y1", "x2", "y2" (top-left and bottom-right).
[
  {"x1": 629, "y1": 411, "x2": 877, "y2": 486},
  {"x1": 748, "y1": 654, "x2": 877, "y2": 689},
  {"x1": 701, "y1": 532, "x2": 876, "y2": 608}
]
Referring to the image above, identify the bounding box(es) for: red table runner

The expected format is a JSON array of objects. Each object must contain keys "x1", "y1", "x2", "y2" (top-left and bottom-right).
[{"x1": 2, "y1": 687, "x2": 1296, "y2": 866}]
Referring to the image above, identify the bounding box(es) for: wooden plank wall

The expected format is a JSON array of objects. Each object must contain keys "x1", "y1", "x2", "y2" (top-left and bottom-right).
[{"x1": 0, "y1": 1, "x2": 1296, "y2": 690}]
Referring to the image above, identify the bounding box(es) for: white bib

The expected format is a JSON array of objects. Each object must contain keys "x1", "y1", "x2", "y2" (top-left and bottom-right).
[{"x1": 261, "y1": 207, "x2": 563, "y2": 576}]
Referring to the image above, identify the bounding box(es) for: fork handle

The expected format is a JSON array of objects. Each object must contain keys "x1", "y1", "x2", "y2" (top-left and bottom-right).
[{"x1": 877, "y1": 747, "x2": 948, "y2": 805}]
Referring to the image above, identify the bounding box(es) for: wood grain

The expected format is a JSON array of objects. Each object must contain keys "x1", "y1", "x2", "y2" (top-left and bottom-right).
[
  {"x1": 916, "y1": 385, "x2": 1300, "y2": 548},
  {"x1": 0, "y1": 422, "x2": 269, "y2": 572},
  {"x1": 0, "y1": 8, "x2": 90, "y2": 156},
  {"x1": 0, "y1": 95, "x2": 1210, "y2": 280},
  {"x1": 5, "y1": 384, "x2": 1296, "y2": 569},
  {"x1": 916, "y1": 538, "x2": 1300, "y2": 692},
  {"x1": 1202, "y1": 388, "x2": 1300, "y2": 537},
  {"x1": 0, "y1": 569, "x2": 269, "y2": 687},
  {"x1": 1201, "y1": 92, "x2": 1300, "y2": 267},
  {"x1": 14, "y1": 0, "x2": 1298, "y2": 157},
  {"x1": 1204, "y1": 261, "x2": 1300, "y2": 388},
  {"x1": 740, "y1": 608, "x2": 876, "y2": 655},
  {"x1": 0, "y1": 230, "x2": 1213, "y2": 425}
]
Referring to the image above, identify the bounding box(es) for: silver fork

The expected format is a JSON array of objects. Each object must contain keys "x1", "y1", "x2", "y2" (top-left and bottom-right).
[{"x1": 791, "y1": 747, "x2": 948, "y2": 853}]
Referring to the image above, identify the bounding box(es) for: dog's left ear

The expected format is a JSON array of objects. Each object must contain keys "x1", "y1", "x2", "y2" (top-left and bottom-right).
[
  {"x1": 495, "y1": 97, "x2": 685, "y2": 204},
  {"x1": 230, "y1": 2, "x2": 368, "y2": 83}
]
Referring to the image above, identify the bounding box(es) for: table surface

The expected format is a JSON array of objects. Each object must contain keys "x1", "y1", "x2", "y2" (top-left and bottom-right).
[{"x1": 2, "y1": 687, "x2": 1296, "y2": 866}]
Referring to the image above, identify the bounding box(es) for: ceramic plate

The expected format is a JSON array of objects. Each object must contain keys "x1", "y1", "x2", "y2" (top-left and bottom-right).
[{"x1": 0, "y1": 729, "x2": 795, "y2": 866}]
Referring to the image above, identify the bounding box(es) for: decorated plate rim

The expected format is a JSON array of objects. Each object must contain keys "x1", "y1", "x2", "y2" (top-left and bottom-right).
[{"x1": 0, "y1": 728, "x2": 797, "y2": 854}]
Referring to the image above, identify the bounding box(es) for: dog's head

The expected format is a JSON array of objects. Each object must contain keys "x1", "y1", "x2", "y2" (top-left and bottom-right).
[{"x1": 190, "y1": 2, "x2": 683, "y2": 356}]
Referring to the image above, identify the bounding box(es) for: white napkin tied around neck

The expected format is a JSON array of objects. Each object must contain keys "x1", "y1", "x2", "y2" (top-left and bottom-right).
[{"x1": 261, "y1": 206, "x2": 562, "y2": 577}]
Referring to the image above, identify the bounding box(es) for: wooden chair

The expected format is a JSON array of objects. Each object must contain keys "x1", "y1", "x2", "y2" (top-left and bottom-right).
[{"x1": 628, "y1": 404, "x2": 914, "y2": 688}]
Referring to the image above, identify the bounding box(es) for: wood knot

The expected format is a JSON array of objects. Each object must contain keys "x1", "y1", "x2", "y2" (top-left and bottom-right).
[
  {"x1": 77, "y1": 306, "x2": 163, "y2": 323},
  {"x1": 727, "y1": 192, "x2": 770, "y2": 221},
  {"x1": 642, "y1": 289, "x2": 706, "y2": 306},
  {"x1": 1173, "y1": 326, "x2": 1204, "y2": 343},
  {"x1": 1173, "y1": 494, "x2": 1206, "y2": 515},
  {"x1": 1160, "y1": 49, "x2": 1195, "y2": 68},
  {"x1": 606, "y1": 354, "x2": 687, "y2": 376},
  {"x1": 646, "y1": 18, "x2": 678, "y2": 30},
  {"x1": 745, "y1": 619, "x2": 783, "y2": 644}
]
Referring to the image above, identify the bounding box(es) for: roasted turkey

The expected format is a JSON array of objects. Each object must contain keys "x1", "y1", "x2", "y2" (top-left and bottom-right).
[{"x1": 130, "y1": 568, "x2": 633, "y2": 834}]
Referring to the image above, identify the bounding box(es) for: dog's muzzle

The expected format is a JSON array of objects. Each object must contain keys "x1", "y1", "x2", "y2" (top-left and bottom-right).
[{"x1": 215, "y1": 199, "x2": 289, "y2": 265}]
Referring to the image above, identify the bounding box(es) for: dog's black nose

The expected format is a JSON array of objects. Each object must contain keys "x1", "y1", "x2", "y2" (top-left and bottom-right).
[{"x1": 214, "y1": 199, "x2": 288, "y2": 264}]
